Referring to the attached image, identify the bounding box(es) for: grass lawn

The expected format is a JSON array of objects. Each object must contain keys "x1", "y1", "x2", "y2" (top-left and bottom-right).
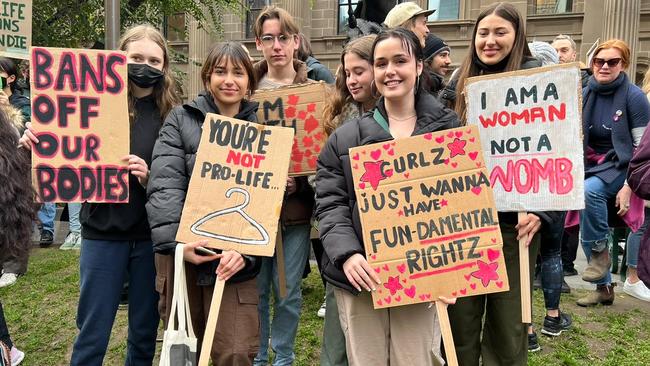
[{"x1": 1, "y1": 248, "x2": 650, "y2": 365}]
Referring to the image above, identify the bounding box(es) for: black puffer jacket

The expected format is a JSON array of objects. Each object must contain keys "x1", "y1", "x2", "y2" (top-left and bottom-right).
[
  {"x1": 315, "y1": 91, "x2": 459, "y2": 294},
  {"x1": 146, "y1": 92, "x2": 261, "y2": 285}
]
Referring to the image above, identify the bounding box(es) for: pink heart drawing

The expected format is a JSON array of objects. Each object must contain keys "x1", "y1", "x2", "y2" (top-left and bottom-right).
[
  {"x1": 444, "y1": 158, "x2": 450, "y2": 165},
  {"x1": 464, "y1": 274, "x2": 472, "y2": 281},
  {"x1": 419, "y1": 294, "x2": 428, "y2": 301},
  {"x1": 491, "y1": 238, "x2": 497, "y2": 243},
  {"x1": 469, "y1": 137, "x2": 476, "y2": 142},
  {"x1": 382, "y1": 264, "x2": 389, "y2": 272},
  {"x1": 384, "y1": 296, "x2": 392, "y2": 304},
  {"x1": 496, "y1": 281, "x2": 504, "y2": 288},
  {"x1": 469, "y1": 151, "x2": 479, "y2": 161},
  {"x1": 447, "y1": 132, "x2": 454, "y2": 138},
  {"x1": 378, "y1": 289, "x2": 383, "y2": 294},
  {"x1": 466, "y1": 128, "x2": 472, "y2": 134},
  {"x1": 470, "y1": 283, "x2": 477, "y2": 290},
  {"x1": 397, "y1": 264, "x2": 406, "y2": 273},
  {"x1": 385, "y1": 169, "x2": 394, "y2": 177},
  {"x1": 401, "y1": 279, "x2": 407, "y2": 283},
  {"x1": 471, "y1": 187, "x2": 482, "y2": 195},
  {"x1": 353, "y1": 164, "x2": 358, "y2": 170},
  {"x1": 455, "y1": 131, "x2": 463, "y2": 138},
  {"x1": 374, "y1": 267, "x2": 381, "y2": 273},
  {"x1": 352, "y1": 153, "x2": 359, "y2": 160},
  {"x1": 377, "y1": 299, "x2": 383, "y2": 306},
  {"x1": 387, "y1": 149, "x2": 395, "y2": 156},
  {"x1": 424, "y1": 133, "x2": 433, "y2": 140},
  {"x1": 383, "y1": 143, "x2": 391, "y2": 150},
  {"x1": 358, "y1": 182, "x2": 366, "y2": 189},
  {"x1": 487, "y1": 249, "x2": 501, "y2": 262},
  {"x1": 460, "y1": 288, "x2": 467, "y2": 295},
  {"x1": 476, "y1": 162, "x2": 482, "y2": 168},
  {"x1": 370, "y1": 149, "x2": 382, "y2": 160},
  {"x1": 435, "y1": 136, "x2": 445, "y2": 144},
  {"x1": 452, "y1": 291, "x2": 457, "y2": 297},
  {"x1": 451, "y1": 162, "x2": 458, "y2": 168},
  {"x1": 404, "y1": 285, "x2": 416, "y2": 298},
  {"x1": 404, "y1": 173, "x2": 410, "y2": 178},
  {"x1": 394, "y1": 295, "x2": 402, "y2": 302},
  {"x1": 425, "y1": 294, "x2": 431, "y2": 299}
]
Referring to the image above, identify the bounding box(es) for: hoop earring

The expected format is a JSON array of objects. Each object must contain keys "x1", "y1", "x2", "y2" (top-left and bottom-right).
[{"x1": 370, "y1": 80, "x2": 381, "y2": 99}]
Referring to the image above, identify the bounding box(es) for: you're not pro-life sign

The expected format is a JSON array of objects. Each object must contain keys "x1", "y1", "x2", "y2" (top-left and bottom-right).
[{"x1": 464, "y1": 63, "x2": 585, "y2": 211}]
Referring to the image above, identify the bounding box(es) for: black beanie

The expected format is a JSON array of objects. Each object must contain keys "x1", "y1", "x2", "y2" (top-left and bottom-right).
[{"x1": 423, "y1": 34, "x2": 450, "y2": 61}]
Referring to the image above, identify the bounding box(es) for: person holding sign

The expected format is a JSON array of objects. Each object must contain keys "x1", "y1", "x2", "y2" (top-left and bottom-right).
[
  {"x1": 446, "y1": 3, "x2": 563, "y2": 364},
  {"x1": 315, "y1": 28, "x2": 458, "y2": 366},
  {"x1": 19, "y1": 24, "x2": 181, "y2": 365},
  {"x1": 577, "y1": 39, "x2": 650, "y2": 307},
  {"x1": 147, "y1": 41, "x2": 263, "y2": 364}
]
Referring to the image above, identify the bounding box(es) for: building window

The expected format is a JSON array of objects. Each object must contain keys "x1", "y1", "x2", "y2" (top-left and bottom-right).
[
  {"x1": 246, "y1": 0, "x2": 270, "y2": 38},
  {"x1": 338, "y1": 0, "x2": 361, "y2": 35},
  {"x1": 428, "y1": 0, "x2": 459, "y2": 21},
  {"x1": 165, "y1": 13, "x2": 187, "y2": 42},
  {"x1": 534, "y1": 0, "x2": 573, "y2": 14}
]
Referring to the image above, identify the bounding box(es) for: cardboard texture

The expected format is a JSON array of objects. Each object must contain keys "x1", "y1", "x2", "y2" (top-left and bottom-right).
[
  {"x1": 251, "y1": 82, "x2": 327, "y2": 176},
  {"x1": 0, "y1": 0, "x2": 31, "y2": 59},
  {"x1": 351, "y1": 126, "x2": 509, "y2": 309},
  {"x1": 30, "y1": 47, "x2": 130, "y2": 203},
  {"x1": 175, "y1": 114, "x2": 294, "y2": 257},
  {"x1": 464, "y1": 63, "x2": 585, "y2": 211}
]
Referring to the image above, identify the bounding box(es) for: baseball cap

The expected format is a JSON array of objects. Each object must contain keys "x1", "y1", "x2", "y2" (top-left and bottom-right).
[{"x1": 384, "y1": 2, "x2": 436, "y2": 29}]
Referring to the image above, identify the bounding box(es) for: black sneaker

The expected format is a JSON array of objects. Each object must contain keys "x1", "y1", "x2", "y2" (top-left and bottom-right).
[
  {"x1": 528, "y1": 331, "x2": 541, "y2": 353},
  {"x1": 561, "y1": 279, "x2": 571, "y2": 294},
  {"x1": 39, "y1": 230, "x2": 54, "y2": 247},
  {"x1": 563, "y1": 267, "x2": 578, "y2": 277},
  {"x1": 541, "y1": 311, "x2": 572, "y2": 336}
]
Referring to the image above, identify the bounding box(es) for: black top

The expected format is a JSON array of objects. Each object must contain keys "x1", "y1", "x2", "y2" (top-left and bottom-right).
[{"x1": 80, "y1": 95, "x2": 161, "y2": 241}]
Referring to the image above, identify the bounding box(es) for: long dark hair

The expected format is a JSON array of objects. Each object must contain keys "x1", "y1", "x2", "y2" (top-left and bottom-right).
[
  {"x1": 0, "y1": 57, "x2": 21, "y2": 94},
  {"x1": 370, "y1": 28, "x2": 426, "y2": 98},
  {"x1": 454, "y1": 2, "x2": 531, "y2": 122},
  {"x1": 0, "y1": 110, "x2": 37, "y2": 258},
  {"x1": 201, "y1": 42, "x2": 258, "y2": 97}
]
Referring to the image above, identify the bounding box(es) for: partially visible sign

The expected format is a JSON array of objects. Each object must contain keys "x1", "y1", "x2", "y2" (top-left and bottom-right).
[
  {"x1": 464, "y1": 63, "x2": 585, "y2": 211},
  {"x1": 30, "y1": 47, "x2": 130, "y2": 202},
  {"x1": 252, "y1": 82, "x2": 327, "y2": 175},
  {"x1": 351, "y1": 126, "x2": 509, "y2": 309},
  {"x1": 176, "y1": 114, "x2": 294, "y2": 257},
  {"x1": 0, "y1": 0, "x2": 31, "y2": 59}
]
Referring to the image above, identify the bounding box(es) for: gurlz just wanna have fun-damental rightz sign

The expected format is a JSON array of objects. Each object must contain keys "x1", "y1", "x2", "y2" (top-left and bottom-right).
[{"x1": 351, "y1": 126, "x2": 509, "y2": 309}]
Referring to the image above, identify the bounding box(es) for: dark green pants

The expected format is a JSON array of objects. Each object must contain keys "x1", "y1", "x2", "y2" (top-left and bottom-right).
[
  {"x1": 447, "y1": 224, "x2": 540, "y2": 366},
  {"x1": 320, "y1": 283, "x2": 348, "y2": 366}
]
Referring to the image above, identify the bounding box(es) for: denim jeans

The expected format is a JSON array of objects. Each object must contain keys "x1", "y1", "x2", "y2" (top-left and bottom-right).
[
  {"x1": 70, "y1": 239, "x2": 159, "y2": 366},
  {"x1": 68, "y1": 203, "x2": 82, "y2": 233},
  {"x1": 580, "y1": 174, "x2": 626, "y2": 285},
  {"x1": 539, "y1": 212, "x2": 566, "y2": 310},
  {"x1": 627, "y1": 207, "x2": 650, "y2": 268},
  {"x1": 37, "y1": 202, "x2": 56, "y2": 234},
  {"x1": 0, "y1": 301, "x2": 12, "y2": 349},
  {"x1": 254, "y1": 224, "x2": 311, "y2": 366}
]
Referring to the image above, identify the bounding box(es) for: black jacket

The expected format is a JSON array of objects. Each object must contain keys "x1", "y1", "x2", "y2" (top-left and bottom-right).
[
  {"x1": 314, "y1": 91, "x2": 459, "y2": 294},
  {"x1": 146, "y1": 92, "x2": 261, "y2": 285}
]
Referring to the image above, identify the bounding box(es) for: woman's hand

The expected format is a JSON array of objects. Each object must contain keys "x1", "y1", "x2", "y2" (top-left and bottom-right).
[
  {"x1": 216, "y1": 250, "x2": 245, "y2": 281},
  {"x1": 342, "y1": 253, "x2": 382, "y2": 292},
  {"x1": 515, "y1": 213, "x2": 541, "y2": 247},
  {"x1": 437, "y1": 296, "x2": 457, "y2": 305},
  {"x1": 18, "y1": 122, "x2": 38, "y2": 150},
  {"x1": 182, "y1": 240, "x2": 219, "y2": 265},
  {"x1": 0, "y1": 91, "x2": 9, "y2": 106},
  {"x1": 616, "y1": 184, "x2": 633, "y2": 216},
  {"x1": 123, "y1": 154, "x2": 149, "y2": 187}
]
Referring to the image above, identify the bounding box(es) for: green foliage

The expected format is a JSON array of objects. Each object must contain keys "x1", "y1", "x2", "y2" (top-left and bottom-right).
[{"x1": 32, "y1": 0, "x2": 241, "y2": 48}]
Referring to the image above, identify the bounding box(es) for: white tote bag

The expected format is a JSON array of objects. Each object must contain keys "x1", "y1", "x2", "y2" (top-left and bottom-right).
[{"x1": 159, "y1": 244, "x2": 197, "y2": 366}]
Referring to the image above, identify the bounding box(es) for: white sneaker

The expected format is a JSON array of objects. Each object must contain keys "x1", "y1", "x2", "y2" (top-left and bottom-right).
[
  {"x1": 317, "y1": 297, "x2": 326, "y2": 318},
  {"x1": 623, "y1": 278, "x2": 650, "y2": 302},
  {"x1": 10, "y1": 346, "x2": 24, "y2": 366},
  {"x1": 60, "y1": 232, "x2": 80, "y2": 250},
  {"x1": 0, "y1": 273, "x2": 18, "y2": 288}
]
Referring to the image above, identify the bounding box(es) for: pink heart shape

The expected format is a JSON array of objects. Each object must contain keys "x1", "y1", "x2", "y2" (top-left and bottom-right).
[
  {"x1": 387, "y1": 149, "x2": 395, "y2": 156},
  {"x1": 377, "y1": 299, "x2": 383, "y2": 306},
  {"x1": 464, "y1": 274, "x2": 472, "y2": 281},
  {"x1": 383, "y1": 143, "x2": 391, "y2": 150},
  {"x1": 384, "y1": 296, "x2": 392, "y2": 304},
  {"x1": 385, "y1": 169, "x2": 394, "y2": 177},
  {"x1": 352, "y1": 153, "x2": 359, "y2": 160},
  {"x1": 397, "y1": 264, "x2": 406, "y2": 273},
  {"x1": 370, "y1": 149, "x2": 382, "y2": 160},
  {"x1": 471, "y1": 187, "x2": 482, "y2": 195},
  {"x1": 452, "y1": 291, "x2": 457, "y2": 297},
  {"x1": 382, "y1": 264, "x2": 389, "y2": 272},
  {"x1": 374, "y1": 267, "x2": 381, "y2": 273},
  {"x1": 419, "y1": 294, "x2": 428, "y2": 301},
  {"x1": 466, "y1": 128, "x2": 472, "y2": 134},
  {"x1": 476, "y1": 162, "x2": 482, "y2": 168},
  {"x1": 424, "y1": 133, "x2": 433, "y2": 140},
  {"x1": 394, "y1": 295, "x2": 402, "y2": 302},
  {"x1": 404, "y1": 285, "x2": 416, "y2": 298},
  {"x1": 469, "y1": 151, "x2": 479, "y2": 161},
  {"x1": 455, "y1": 131, "x2": 463, "y2": 138},
  {"x1": 359, "y1": 182, "x2": 366, "y2": 189},
  {"x1": 470, "y1": 283, "x2": 477, "y2": 290},
  {"x1": 496, "y1": 281, "x2": 504, "y2": 288},
  {"x1": 404, "y1": 173, "x2": 410, "y2": 178},
  {"x1": 447, "y1": 132, "x2": 454, "y2": 138},
  {"x1": 491, "y1": 238, "x2": 497, "y2": 243},
  {"x1": 460, "y1": 288, "x2": 467, "y2": 295},
  {"x1": 444, "y1": 158, "x2": 450, "y2": 165},
  {"x1": 469, "y1": 137, "x2": 476, "y2": 142},
  {"x1": 488, "y1": 248, "x2": 501, "y2": 262},
  {"x1": 353, "y1": 164, "x2": 358, "y2": 170},
  {"x1": 435, "y1": 136, "x2": 445, "y2": 144},
  {"x1": 451, "y1": 162, "x2": 458, "y2": 168}
]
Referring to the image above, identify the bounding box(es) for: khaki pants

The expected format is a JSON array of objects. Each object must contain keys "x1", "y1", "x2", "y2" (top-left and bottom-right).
[
  {"x1": 155, "y1": 253, "x2": 259, "y2": 365},
  {"x1": 334, "y1": 288, "x2": 444, "y2": 366}
]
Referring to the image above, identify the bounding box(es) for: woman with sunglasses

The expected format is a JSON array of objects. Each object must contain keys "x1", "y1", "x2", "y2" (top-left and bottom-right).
[{"x1": 577, "y1": 39, "x2": 650, "y2": 307}]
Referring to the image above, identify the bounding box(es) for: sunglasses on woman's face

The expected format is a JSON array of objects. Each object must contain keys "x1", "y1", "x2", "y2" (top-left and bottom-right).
[{"x1": 592, "y1": 58, "x2": 622, "y2": 68}]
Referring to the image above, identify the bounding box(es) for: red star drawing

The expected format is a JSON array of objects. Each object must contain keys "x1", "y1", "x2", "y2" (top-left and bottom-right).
[
  {"x1": 447, "y1": 138, "x2": 467, "y2": 158},
  {"x1": 470, "y1": 260, "x2": 500, "y2": 287},
  {"x1": 440, "y1": 199, "x2": 448, "y2": 207},
  {"x1": 383, "y1": 275, "x2": 404, "y2": 295},
  {"x1": 360, "y1": 160, "x2": 386, "y2": 190}
]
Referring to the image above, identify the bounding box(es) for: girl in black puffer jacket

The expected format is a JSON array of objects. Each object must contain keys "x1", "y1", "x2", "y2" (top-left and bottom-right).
[
  {"x1": 146, "y1": 42, "x2": 262, "y2": 365},
  {"x1": 315, "y1": 28, "x2": 458, "y2": 366}
]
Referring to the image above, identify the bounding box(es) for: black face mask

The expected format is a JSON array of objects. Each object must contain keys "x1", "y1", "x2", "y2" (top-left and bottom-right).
[{"x1": 128, "y1": 63, "x2": 164, "y2": 88}]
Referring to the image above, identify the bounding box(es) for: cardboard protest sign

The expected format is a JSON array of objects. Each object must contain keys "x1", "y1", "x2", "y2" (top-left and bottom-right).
[
  {"x1": 30, "y1": 47, "x2": 130, "y2": 203},
  {"x1": 351, "y1": 126, "x2": 508, "y2": 309},
  {"x1": 175, "y1": 114, "x2": 294, "y2": 257},
  {"x1": 464, "y1": 63, "x2": 585, "y2": 211},
  {"x1": 252, "y1": 82, "x2": 327, "y2": 176},
  {"x1": 0, "y1": 0, "x2": 31, "y2": 59}
]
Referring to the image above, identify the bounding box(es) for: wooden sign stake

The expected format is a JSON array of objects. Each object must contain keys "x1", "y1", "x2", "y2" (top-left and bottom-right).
[
  {"x1": 198, "y1": 278, "x2": 226, "y2": 366},
  {"x1": 436, "y1": 302, "x2": 458, "y2": 366},
  {"x1": 518, "y1": 211, "x2": 532, "y2": 324},
  {"x1": 276, "y1": 228, "x2": 288, "y2": 299}
]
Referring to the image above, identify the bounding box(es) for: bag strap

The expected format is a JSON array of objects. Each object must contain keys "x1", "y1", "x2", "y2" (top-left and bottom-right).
[
  {"x1": 373, "y1": 109, "x2": 390, "y2": 133},
  {"x1": 166, "y1": 245, "x2": 184, "y2": 332},
  {"x1": 180, "y1": 256, "x2": 195, "y2": 338}
]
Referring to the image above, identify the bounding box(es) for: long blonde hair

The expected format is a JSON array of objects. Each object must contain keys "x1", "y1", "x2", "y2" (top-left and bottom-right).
[
  {"x1": 118, "y1": 24, "x2": 180, "y2": 121},
  {"x1": 322, "y1": 35, "x2": 377, "y2": 137},
  {"x1": 643, "y1": 68, "x2": 650, "y2": 95}
]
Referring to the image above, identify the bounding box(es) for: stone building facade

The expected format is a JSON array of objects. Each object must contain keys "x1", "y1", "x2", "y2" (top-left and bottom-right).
[{"x1": 165, "y1": 0, "x2": 650, "y2": 100}]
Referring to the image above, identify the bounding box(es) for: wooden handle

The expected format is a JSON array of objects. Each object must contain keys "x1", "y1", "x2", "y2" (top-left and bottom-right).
[
  {"x1": 276, "y1": 228, "x2": 287, "y2": 299},
  {"x1": 198, "y1": 278, "x2": 226, "y2": 366},
  {"x1": 436, "y1": 302, "x2": 458, "y2": 366},
  {"x1": 518, "y1": 211, "x2": 532, "y2": 324}
]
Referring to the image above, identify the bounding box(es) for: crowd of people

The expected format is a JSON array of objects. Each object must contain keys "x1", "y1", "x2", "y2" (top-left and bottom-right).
[{"x1": 1, "y1": 1, "x2": 650, "y2": 366}]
